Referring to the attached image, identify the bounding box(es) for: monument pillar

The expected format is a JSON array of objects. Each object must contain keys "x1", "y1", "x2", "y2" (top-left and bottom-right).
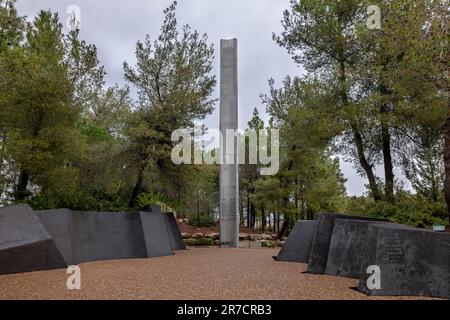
[{"x1": 219, "y1": 39, "x2": 239, "y2": 248}]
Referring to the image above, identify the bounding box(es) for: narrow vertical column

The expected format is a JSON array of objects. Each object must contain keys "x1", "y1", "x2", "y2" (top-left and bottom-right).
[{"x1": 219, "y1": 39, "x2": 239, "y2": 248}]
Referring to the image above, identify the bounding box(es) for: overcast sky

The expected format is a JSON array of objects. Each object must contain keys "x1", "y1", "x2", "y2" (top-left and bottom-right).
[{"x1": 15, "y1": 0, "x2": 408, "y2": 196}]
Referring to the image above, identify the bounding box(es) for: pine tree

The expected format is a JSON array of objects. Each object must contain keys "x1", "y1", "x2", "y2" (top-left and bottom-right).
[{"x1": 123, "y1": 2, "x2": 216, "y2": 207}]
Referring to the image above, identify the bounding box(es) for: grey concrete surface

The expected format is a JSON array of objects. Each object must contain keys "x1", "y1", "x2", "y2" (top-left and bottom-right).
[
  {"x1": 37, "y1": 209, "x2": 151, "y2": 264},
  {"x1": 275, "y1": 220, "x2": 318, "y2": 263},
  {"x1": 358, "y1": 223, "x2": 450, "y2": 299},
  {"x1": 0, "y1": 205, "x2": 66, "y2": 275},
  {"x1": 307, "y1": 213, "x2": 387, "y2": 274},
  {"x1": 35, "y1": 209, "x2": 75, "y2": 265},
  {"x1": 219, "y1": 38, "x2": 239, "y2": 248},
  {"x1": 72, "y1": 211, "x2": 149, "y2": 263},
  {"x1": 325, "y1": 219, "x2": 386, "y2": 278},
  {"x1": 139, "y1": 206, "x2": 173, "y2": 258},
  {"x1": 163, "y1": 212, "x2": 186, "y2": 251},
  {"x1": 1, "y1": 205, "x2": 177, "y2": 274}
]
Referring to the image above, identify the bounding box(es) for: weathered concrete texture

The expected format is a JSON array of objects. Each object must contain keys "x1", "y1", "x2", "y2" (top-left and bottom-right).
[
  {"x1": 275, "y1": 220, "x2": 318, "y2": 263},
  {"x1": 358, "y1": 223, "x2": 450, "y2": 299},
  {"x1": 1, "y1": 205, "x2": 179, "y2": 274},
  {"x1": 139, "y1": 206, "x2": 173, "y2": 258},
  {"x1": 39, "y1": 207, "x2": 174, "y2": 263},
  {"x1": 163, "y1": 212, "x2": 186, "y2": 251},
  {"x1": 307, "y1": 213, "x2": 387, "y2": 274},
  {"x1": 73, "y1": 211, "x2": 149, "y2": 263},
  {"x1": 35, "y1": 209, "x2": 75, "y2": 265},
  {"x1": 37, "y1": 209, "x2": 151, "y2": 264},
  {"x1": 325, "y1": 219, "x2": 386, "y2": 278},
  {"x1": 219, "y1": 38, "x2": 239, "y2": 248},
  {"x1": 0, "y1": 205, "x2": 66, "y2": 275}
]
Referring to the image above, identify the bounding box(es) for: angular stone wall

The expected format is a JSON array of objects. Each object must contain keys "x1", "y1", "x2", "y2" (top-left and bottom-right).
[
  {"x1": 37, "y1": 209, "x2": 173, "y2": 263},
  {"x1": 277, "y1": 212, "x2": 450, "y2": 299},
  {"x1": 139, "y1": 206, "x2": 173, "y2": 258},
  {"x1": 325, "y1": 219, "x2": 386, "y2": 278},
  {"x1": 1, "y1": 205, "x2": 182, "y2": 275},
  {"x1": 163, "y1": 212, "x2": 186, "y2": 251},
  {"x1": 35, "y1": 209, "x2": 75, "y2": 265},
  {"x1": 307, "y1": 213, "x2": 386, "y2": 274},
  {"x1": 357, "y1": 223, "x2": 450, "y2": 299},
  {"x1": 72, "y1": 211, "x2": 150, "y2": 263},
  {"x1": 0, "y1": 205, "x2": 66, "y2": 275},
  {"x1": 275, "y1": 220, "x2": 318, "y2": 263}
]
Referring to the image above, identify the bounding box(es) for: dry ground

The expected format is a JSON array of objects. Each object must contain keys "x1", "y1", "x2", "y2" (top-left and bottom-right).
[{"x1": 0, "y1": 248, "x2": 436, "y2": 300}]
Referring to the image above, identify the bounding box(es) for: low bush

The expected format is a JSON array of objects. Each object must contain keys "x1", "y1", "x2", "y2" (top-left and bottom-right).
[
  {"x1": 184, "y1": 237, "x2": 215, "y2": 246},
  {"x1": 345, "y1": 192, "x2": 448, "y2": 228},
  {"x1": 187, "y1": 214, "x2": 215, "y2": 227}
]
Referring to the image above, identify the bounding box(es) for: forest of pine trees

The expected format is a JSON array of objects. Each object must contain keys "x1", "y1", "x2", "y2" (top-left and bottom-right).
[{"x1": 0, "y1": 0, "x2": 448, "y2": 232}]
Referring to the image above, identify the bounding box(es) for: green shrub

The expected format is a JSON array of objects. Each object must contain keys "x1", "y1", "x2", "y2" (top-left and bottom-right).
[
  {"x1": 26, "y1": 187, "x2": 128, "y2": 212},
  {"x1": 136, "y1": 192, "x2": 180, "y2": 212},
  {"x1": 260, "y1": 240, "x2": 277, "y2": 248},
  {"x1": 187, "y1": 214, "x2": 215, "y2": 227},
  {"x1": 184, "y1": 237, "x2": 215, "y2": 246},
  {"x1": 345, "y1": 192, "x2": 448, "y2": 228}
]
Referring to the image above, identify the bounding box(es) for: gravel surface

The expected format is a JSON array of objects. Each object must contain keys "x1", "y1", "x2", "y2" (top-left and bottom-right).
[{"x1": 0, "y1": 248, "x2": 436, "y2": 300}]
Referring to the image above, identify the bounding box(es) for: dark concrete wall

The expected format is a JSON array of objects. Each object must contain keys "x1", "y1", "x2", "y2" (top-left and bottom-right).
[
  {"x1": 0, "y1": 205, "x2": 66, "y2": 275},
  {"x1": 163, "y1": 212, "x2": 186, "y2": 251},
  {"x1": 275, "y1": 220, "x2": 318, "y2": 263},
  {"x1": 35, "y1": 209, "x2": 75, "y2": 265},
  {"x1": 358, "y1": 223, "x2": 450, "y2": 299},
  {"x1": 307, "y1": 213, "x2": 387, "y2": 274},
  {"x1": 139, "y1": 206, "x2": 173, "y2": 257},
  {"x1": 325, "y1": 219, "x2": 386, "y2": 278},
  {"x1": 71, "y1": 211, "x2": 148, "y2": 263},
  {"x1": 1, "y1": 205, "x2": 177, "y2": 275},
  {"x1": 38, "y1": 208, "x2": 174, "y2": 263}
]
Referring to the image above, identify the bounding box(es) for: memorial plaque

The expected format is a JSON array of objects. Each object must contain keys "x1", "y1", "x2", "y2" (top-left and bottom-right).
[
  {"x1": 325, "y1": 219, "x2": 386, "y2": 278},
  {"x1": 358, "y1": 223, "x2": 450, "y2": 299},
  {"x1": 307, "y1": 213, "x2": 387, "y2": 274}
]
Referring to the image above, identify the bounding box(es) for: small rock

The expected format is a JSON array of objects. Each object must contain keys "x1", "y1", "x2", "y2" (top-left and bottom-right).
[
  {"x1": 181, "y1": 233, "x2": 191, "y2": 239},
  {"x1": 254, "y1": 234, "x2": 272, "y2": 241},
  {"x1": 239, "y1": 233, "x2": 250, "y2": 240},
  {"x1": 210, "y1": 233, "x2": 220, "y2": 240},
  {"x1": 192, "y1": 233, "x2": 204, "y2": 239},
  {"x1": 277, "y1": 241, "x2": 286, "y2": 247}
]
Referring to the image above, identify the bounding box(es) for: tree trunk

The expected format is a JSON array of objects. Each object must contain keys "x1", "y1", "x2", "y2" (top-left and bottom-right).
[
  {"x1": 196, "y1": 182, "x2": 200, "y2": 226},
  {"x1": 15, "y1": 170, "x2": 29, "y2": 201},
  {"x1": 129, "y1": 162, "x2": 146, "y2": 208},
  {"x1": 270, "y1": 213, "x2": 274, "y2": 233},
  {"x1": 246, "y1": 192, "x2": 250, "y2": 228},
  {"x1": 351, "y1": 121, "x2": 382, "y2": 201},
  {"x1": 380, "y1": 116, "x2": 395, "y2": 202},
  {"x1": 14, "y1": 112, "x2": 44, "y2": 202},
  {"x1": 251, "y1": 203, "x2": 256, "y2": 229},
  {"x1": 339, "y1": 61, "x2": 381, "y2": 201},
  {"x1": 444, "y1": 112, "x2": 450, "y2": 224},
  {"x1": 379, "y1": 82, "x2": 395, "y2": 203},
  {"x1": 277, "y1": 212, "x2": 280, "y2": 233},
  {"x1": 261, "y1": 207, "x2": 266, "y2": 233},
  {"x1": 277, "y1": 216, "x2": 289, "y2": 239}
]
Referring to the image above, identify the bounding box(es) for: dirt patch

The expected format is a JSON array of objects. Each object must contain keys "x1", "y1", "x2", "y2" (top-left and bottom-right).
[{"x1": 0, "y1": 248, "x2": 438, "y2": 300}]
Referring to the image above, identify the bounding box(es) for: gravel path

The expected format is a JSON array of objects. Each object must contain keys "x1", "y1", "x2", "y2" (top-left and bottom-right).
[{"x1": 0, "y1": 248, "x2": 434, "y2": 300}]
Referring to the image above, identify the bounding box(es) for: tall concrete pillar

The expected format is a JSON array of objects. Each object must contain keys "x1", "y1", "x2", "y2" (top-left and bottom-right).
[{"x1": 219, "y1": 39, "x2": 239, "y2": 248}]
